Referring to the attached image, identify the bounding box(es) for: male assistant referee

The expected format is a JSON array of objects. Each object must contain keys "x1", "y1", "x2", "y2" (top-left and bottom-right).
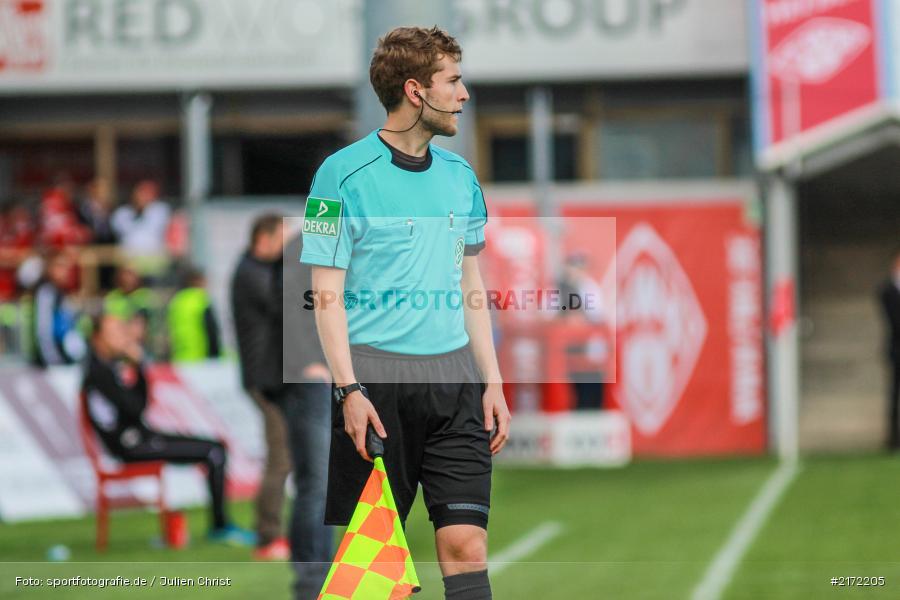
[{"x1": 300, "y1": 26, "x2": 509, "y2": 600}]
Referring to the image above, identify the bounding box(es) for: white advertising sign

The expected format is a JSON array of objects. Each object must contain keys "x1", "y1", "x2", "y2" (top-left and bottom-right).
[
  {"x1": 0, "y1": 0, "x2": 359, "y2": 93},
  {"x1": 0, "y1": 0, "x2": 749, "y2": 93},
  {"x1": 0, "y1": 390, "x2": 84, "y2": 522},
  {"x1": 457, "y1": 0, "x2": 749, "y2": 81},
  {"x1": 499, "y1": 411, "x2": 631, "y2": 467}
]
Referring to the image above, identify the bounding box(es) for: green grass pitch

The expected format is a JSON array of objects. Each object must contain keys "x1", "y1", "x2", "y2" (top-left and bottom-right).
[{"x1": 1, "y1": 456, "x2": 898, "y2": 599}]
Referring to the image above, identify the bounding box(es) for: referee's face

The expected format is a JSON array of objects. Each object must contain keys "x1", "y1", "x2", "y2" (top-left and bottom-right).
[{"x1": 421, "y1": 55, "x2": 469, "y2": 137}]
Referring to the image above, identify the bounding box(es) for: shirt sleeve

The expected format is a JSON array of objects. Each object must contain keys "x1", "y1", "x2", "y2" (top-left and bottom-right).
[
  {"x1": 465, "y1": 177, "x2": 488, "y2": 256},
  {"x1": 300, "y1": 159, "x2": 353, "y2": 269}
]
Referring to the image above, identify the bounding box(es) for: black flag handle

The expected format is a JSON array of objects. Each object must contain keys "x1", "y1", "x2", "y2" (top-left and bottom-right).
[{"x1": 366, "y1": 425, "x2": 385, "y2": 459}]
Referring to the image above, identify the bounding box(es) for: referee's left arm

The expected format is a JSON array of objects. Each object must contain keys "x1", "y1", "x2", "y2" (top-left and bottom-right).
[{"x1": 461, "y1": 256, "x2": 510, "y2": 455}]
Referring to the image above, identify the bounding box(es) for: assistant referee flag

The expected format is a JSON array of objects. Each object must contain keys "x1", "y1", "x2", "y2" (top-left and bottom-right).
[{"x1": 318, "y1": 432, "x2": 421, "y2": 599}]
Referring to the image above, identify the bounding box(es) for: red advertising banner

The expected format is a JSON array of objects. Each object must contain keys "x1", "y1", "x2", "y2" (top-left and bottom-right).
[
  {"x1": 490, "y1": 199, "x2": 766, "y2": 457},
  {"x1": 756, "y1": 0, "x2": 881, "y2": 152}
]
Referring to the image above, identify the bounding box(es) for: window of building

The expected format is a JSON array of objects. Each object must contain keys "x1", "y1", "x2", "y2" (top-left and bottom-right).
[
  {"x1": 730, "y1": 115, "x2": 754, "y2": 177},
  {"x1": 489, "y1": 133, "x2": 577, "y2": 182},
  {"x1": 475, "y1": 81, "x2": 751, "y2": 182},
  {"x1": 117, "y1": 136, "x2": 181, "y2": 200},
  {"x1": 597, "y1": 113, "x2": 719, "y2": 180},
  {"x1": 0, "y1": 140, "x2": 95, "y2": 201},
  {"x1": 213, "y1": 132, "x2": 345, "y2": 197},
  {"x1": 589, "y1": 79, "x2": 753, "y2": 180}
]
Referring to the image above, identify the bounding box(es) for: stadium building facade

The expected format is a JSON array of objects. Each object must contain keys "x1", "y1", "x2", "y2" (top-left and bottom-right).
[{"x1": 1, "y1": 0, "x2": 896, "y2": 457}]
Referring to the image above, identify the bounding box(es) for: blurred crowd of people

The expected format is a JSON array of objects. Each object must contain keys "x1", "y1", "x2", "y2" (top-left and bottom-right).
[
  {"x1": 0, "y1": 176, "x2": 183, "y2": 298},
  {"x1": 0, "y1": 175, "x2": 216, "y2": 367}
]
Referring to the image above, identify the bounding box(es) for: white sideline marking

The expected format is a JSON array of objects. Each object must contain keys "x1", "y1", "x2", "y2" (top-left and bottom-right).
[
  {"x1": 691, "y1": 460, "x2": 800, "y2": 600},
  {"x1": 488, "y1": 521, "x2": 564, "y2": 576}
]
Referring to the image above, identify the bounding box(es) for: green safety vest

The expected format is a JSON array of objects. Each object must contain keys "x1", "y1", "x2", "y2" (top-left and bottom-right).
[{"x1": 167, "y1": 287, "x2": 214, "y2": 363}]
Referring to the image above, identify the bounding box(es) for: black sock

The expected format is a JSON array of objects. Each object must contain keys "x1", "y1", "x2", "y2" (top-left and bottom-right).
[{"x1": 443, "y1": 569, "x2": 491, "y2": 600}]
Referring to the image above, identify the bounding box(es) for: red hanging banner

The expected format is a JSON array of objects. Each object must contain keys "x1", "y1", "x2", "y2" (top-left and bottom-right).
[
  {"x1": 754, "y1": 0, "x2": 883, "y2": 161},
  {"x1": 487, "y1": 199, "x2": 766, "y2": 457}
]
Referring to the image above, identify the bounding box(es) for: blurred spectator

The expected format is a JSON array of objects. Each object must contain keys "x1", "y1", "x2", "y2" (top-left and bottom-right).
[
  {"x1": 560, "y1": 252, "x2": 606, "y2": 324},
  {"x1": 879, "y1": 250, "x2": 900, "y2": 450},
  {"x1": 111, "y1": 180, "x2": 171, "y2": 274},
  {"x1": 271, "y1": 231, "x2": 333, "y2": 597},
  {"x1": 167, "y1": 267, "x2": 221, "y2": 363},
  {"x1": 104, "y1": 264, "x2": 154, "y2": 321},
  {"x1": 31, "y1": 249, "x2": 87, "y2": 367},
  {"x1": 77, "y1": 178, "x2": 118, "y2": 289},
  {"x1": 78, "y1": 177, "x2": 117, "y2": 245},
  {"x1": 230, "y1": 213, "x2": 291, "y2": 560},
  {"x1": 104, "y1": 264, "x2": 158, "y2": 353},
  {"x1": 0, "y1": 302, "x2": 17, "y2": 356},
  {"x1": 39, "y1": 186, "x2": 92, "y2": 248},
  {"x1": 82, "y1": 313, "x2": 254, "y2": 546},
  {"x1": 16, "y1": 255, "x2": 44, "y2": 294},
  {"x1": 0, "y1": 202, "x2": 36, "y2": 249},
  {"x1": 559, "y1": 252, "x2": 609, "y2": 410},
  {"x1": 0, "y1": 202, "x2": 36, "y2": 300},
  {"x1": 164, "y1": 209, "x2": 191, "y2": 260}
]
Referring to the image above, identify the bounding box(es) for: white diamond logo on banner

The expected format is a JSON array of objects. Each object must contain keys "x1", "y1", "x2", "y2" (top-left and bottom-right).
[
  {"x1": 769, "y1": 17, "x2": 871, "y2": 85},
  {"x1": 616, "y1": 224, "x2": 708, "y2": 436}
]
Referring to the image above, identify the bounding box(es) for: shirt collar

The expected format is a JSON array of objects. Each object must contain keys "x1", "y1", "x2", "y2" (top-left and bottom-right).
[{"x1": 370, "y1": 130, "x2": 433, "y2": 173}]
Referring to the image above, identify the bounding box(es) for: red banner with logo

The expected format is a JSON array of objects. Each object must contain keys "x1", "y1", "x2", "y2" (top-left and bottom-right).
[
  {"x1": 757, "y1": 0, "x2": 881, "y2": 148},
  {"x1": 488, "y1": 199, "x2": 766, "y2": 457}
]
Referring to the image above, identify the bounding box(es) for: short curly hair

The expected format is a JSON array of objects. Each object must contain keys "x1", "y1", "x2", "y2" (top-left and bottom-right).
[{"x1": 369, "y1": 26, "x2": 462, "y2": 113}]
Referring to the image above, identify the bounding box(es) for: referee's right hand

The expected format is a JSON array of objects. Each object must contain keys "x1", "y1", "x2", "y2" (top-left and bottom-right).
[{"x1": 343, "y1": 391, "x2": 387, "y2": 462}]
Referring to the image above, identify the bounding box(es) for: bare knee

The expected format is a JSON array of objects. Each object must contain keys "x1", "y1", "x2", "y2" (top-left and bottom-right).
[{"x1": 436, "y1": 525, "x2": 487, "y2": 575}]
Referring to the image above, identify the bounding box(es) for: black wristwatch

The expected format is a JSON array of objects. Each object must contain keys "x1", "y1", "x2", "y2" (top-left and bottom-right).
[{"x1": 334, "y1": 383, "x2": 367, "y2": 405}]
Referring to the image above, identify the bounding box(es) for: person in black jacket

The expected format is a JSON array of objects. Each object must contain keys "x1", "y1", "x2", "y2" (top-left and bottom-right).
[
  {"x1": 81, "y1": 313, "x2": 253, "y2": 545},
  {"x1": 230, "y1": 213, "x2": 291, "y2": 559},
  {"x1": 77, "y1": 177, "x2": 117, "y2": 245},
  {"x1": 879, "y1": 251, "x2": 900, "y2": 450},
  {"x1": 76, "y1": 178, "x2": 117, "y2": 289},
  {"x1": 271, "y1": 232, "x2": 333, "y2": 600}
]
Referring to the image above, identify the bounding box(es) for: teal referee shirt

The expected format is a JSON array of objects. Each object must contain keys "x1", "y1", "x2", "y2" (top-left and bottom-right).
[{"x1": 300, "y1": 130, "x2": 488, "y2": 355}]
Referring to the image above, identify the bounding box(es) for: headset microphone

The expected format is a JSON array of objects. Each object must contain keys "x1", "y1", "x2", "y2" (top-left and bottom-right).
[
  {"x1": 381, "y1": 90, "x2": 461, "y2": 134},
  {"x1": 417, "y1": 93, "x2": 463, "y2": 115}
]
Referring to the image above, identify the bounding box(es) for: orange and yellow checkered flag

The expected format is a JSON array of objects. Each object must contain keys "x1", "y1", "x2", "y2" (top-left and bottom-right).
[{"x1": 318, "y1": 431, "x2": 420, "y2": 599}]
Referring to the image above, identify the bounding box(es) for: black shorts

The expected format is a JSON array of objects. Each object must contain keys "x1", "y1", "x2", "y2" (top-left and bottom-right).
[{"x1": 325, "y1": 344, "x2": 492, "y2": 531}]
